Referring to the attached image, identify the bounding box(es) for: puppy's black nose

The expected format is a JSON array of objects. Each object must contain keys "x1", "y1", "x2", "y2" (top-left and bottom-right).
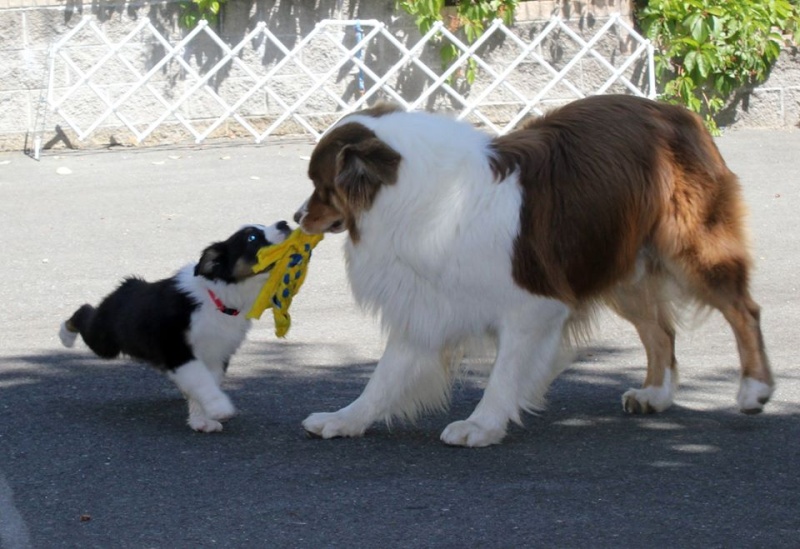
[
  {"x1": 293, "y1": 210, "x2": 302, "y2": 224},
  {"x1": 277, "y1": 220, "x2": 290, "y2": 234}
]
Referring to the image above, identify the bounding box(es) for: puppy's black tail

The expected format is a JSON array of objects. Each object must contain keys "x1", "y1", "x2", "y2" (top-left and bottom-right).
[
  {"x1": 59, "y1": 304, "x2": 93, "y2": 349},
  {"x1": 59, "y1": 304, "x2": 120, "y2": 358}
]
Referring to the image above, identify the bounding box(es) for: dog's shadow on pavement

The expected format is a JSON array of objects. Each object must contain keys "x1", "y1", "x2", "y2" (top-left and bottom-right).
[
  {"x1": 3, "y1": 344, "x2": 800, "y2": 549},
  {"x1": 3, "y1": 344, "x2": 798, "y2": 451}
]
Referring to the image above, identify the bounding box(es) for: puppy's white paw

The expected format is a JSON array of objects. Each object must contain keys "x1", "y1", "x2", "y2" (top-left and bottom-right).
[
  {"x1": 440, "y1": 419, "x2": 506, "y2": 447},
  {"x1": 204, "y1": 394, "x2": 236, "y2": 422},
  {"x1": 188, "y1": 416, "x2": 224, "y2": 433},
  {"x1": 302, "y1": 411, "x2": 368, "y2": 439},
  {"x1": 59, "y1": 322, "x2": 78, "y2": 348},
  {"x1": 737, "y1": 377, "x2": 773, "y2": 414}
]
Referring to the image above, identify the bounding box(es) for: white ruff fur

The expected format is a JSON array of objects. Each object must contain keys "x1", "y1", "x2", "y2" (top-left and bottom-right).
[
  {"x1": 302, "y1": 112, "x2": 572, "y2": 447},
  {"x1": 175, "y1": 264, "x2": 267, "y2": 372}
]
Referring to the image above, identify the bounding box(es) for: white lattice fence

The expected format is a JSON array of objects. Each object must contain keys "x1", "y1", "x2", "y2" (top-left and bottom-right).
[{"x1": 35, "y1": 14, "x2": 654, "y2": 157}]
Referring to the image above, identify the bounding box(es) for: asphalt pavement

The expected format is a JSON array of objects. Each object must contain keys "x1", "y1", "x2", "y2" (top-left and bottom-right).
[{"x1": 0, "y1": 129, "x2": 798, "y2": 549}]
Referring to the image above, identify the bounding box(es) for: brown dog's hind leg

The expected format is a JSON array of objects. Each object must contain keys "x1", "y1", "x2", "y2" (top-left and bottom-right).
[
  {"x1": 696, "y1": 262, "x2": 773, "y2": 413},
  {"x1": 608, "y1": 268, "x2": 679, "y2": 414},
  {"x1": 657, "y1": 166, "x2": 774, "y2": 413}
]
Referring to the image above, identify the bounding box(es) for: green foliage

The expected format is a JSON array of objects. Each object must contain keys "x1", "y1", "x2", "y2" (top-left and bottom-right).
[
  {"x1": 396, "y1": 0, "x2": 518, "y2": 84},
  {"x1": 178, "y1": 0, "x2": 228, "y2": 30},
  {"x1": 638, "y1": 0, "x2": 800, "y2": 134}
]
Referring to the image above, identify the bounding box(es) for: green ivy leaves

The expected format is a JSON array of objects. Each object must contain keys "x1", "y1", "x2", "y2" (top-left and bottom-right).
[
  {"x1": 179, "y1": 0, "x2": 228, "y2": 30},
  {"x1": 638, "y1": 0, "x2": 799, "y2": 134},
  {"x1": 396, "y1": 0, "x2": 517, "y2": 85}
]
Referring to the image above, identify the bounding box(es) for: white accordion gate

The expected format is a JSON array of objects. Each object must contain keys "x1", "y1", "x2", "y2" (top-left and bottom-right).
[{"x1": 35, "y1": 13, "x2": 655, "y2": 157}]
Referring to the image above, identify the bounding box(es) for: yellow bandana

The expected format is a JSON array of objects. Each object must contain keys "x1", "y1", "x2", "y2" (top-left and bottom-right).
[{"x1": 247, "y1": 229, "x2": 324, "y2": 337}]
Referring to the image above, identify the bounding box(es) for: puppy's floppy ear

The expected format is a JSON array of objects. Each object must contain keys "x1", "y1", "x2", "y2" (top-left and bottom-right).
[
  {"x1": 334, "y1": 138, "x2": 401, "y2": 211},
  {"x1": 195, "y1": 245, "x2": 225, "y2": 279}
]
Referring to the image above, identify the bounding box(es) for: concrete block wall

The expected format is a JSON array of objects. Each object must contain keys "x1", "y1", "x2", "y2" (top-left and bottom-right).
[
  {"x1": 0, "y1": 0, "x2": 645, "y2": 151},
  {"x1": 0, "y1": 0, "x2": 796, "y2": 153},
  {"x1": 725, "y1": 48, "x2": 800, "y2": 130}
]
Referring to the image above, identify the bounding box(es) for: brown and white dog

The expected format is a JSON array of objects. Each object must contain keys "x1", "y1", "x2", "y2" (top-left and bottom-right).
[{"x1": 294, "y1": 95, "x2": 774, "y2": 447}]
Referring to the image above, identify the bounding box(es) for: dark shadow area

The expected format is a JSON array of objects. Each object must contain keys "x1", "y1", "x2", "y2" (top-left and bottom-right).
[
  {"x1": 37, "y1": 125, "x2": 75, "y2": 152},
  {"x1": 2, "y1": 343, "x2": 798, "y2": 547},
  {"x1": 62, "y1": 0, "x2": 182, "y2": 25},
  {"x1": 24, "y1": 125, "x2": 76, "y2": 159}
]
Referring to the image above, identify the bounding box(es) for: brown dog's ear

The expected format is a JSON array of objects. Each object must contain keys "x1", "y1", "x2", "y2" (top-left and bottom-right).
[{"x1": 334, "y1": 138, "x2": 401, "y2": 212}]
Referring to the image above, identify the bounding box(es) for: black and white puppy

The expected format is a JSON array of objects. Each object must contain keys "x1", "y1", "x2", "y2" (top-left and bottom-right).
[{"x1": 59, "y1": 222, "x2": 291, "y2": 432}]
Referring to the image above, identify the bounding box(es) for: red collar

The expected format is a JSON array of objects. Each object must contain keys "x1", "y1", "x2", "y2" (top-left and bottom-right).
[{"x1": 207, "y1": 289, "x2": 240, "y2": 316}]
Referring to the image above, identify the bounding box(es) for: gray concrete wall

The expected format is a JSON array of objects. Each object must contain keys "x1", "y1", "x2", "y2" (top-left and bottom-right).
[
  {"x1": 724, "y1": 47, "x2": 800, "y2": 130},
  {"x1": 0, "y1": 0, "x2": 795, "y2": 153}
]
